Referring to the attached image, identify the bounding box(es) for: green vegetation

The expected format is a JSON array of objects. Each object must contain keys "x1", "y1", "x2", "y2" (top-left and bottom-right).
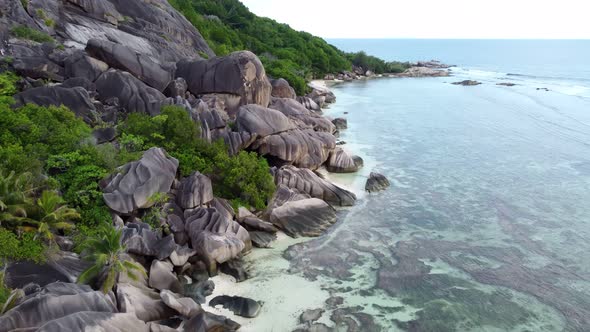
[
  {"x1": 168, "y1": 0, "x2": 350, "y2": 94},
  {"x1": 77, "y1": 225, "x2": 146, "y2": 293},
  {"x1": 0, "y1": 229, "x2": 46, "y2": 263},
  {"x1": 10, "y1": 25, "x2": 54, "y2": 43},
  {"x1": 347, "y1": 51, "x2": 411, "y2": 74},
  {"x1": 0, "y1": 72, "x2": 19, "y2": 97}
]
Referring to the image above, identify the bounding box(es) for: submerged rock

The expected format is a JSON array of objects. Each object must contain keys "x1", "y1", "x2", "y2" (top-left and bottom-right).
[
  {"x1": 270, "y1": 198, "x2": 337, "y2": 237},
  {"x1": 209, "y1": 295, "x2": 262, "y2": 318},
  {"x1": 452, "y1": 80, "x2": 482, "y2": 86},
  {"x1": 365, "y1": 172, "x2": 391, "y2": 193},
  {"x1": 103, "y1": 148, "x2": 178, "y2": 215}
]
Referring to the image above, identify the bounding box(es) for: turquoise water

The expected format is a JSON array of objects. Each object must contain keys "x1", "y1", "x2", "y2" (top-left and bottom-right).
[{"x1": 284, "y1": 41, "x2": 590, "y2": 331}]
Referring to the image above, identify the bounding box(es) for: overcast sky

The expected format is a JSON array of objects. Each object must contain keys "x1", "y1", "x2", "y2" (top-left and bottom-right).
[{"x1": 240, "y1": 0, "x2": 590, "y2": 39}]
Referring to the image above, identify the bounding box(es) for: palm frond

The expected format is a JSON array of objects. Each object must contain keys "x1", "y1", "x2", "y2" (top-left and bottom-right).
[{"x1": 77, "y1": 264, "x2": 102, "y2": 284}]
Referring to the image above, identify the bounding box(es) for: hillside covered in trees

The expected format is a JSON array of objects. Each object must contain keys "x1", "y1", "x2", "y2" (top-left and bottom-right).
[{"x1": 168, "y1": 0, "x2": 408, "y2": 94}]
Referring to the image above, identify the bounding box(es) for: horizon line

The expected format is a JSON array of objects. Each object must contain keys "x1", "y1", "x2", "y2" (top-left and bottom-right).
[{"x1": 324, "y1": 37, "x2": 590, "y2": 41}]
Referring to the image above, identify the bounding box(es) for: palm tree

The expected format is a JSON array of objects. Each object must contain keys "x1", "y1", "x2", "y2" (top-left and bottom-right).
[
  {"x1": 0, "y1": 171, "x2": 33, "y2": 227},
  {"x1": 77, "y1": 226, "x2": 146, "y2": 293},
  {"x1": 32, "y1": 190, "x2": 78, "y2": 242}
]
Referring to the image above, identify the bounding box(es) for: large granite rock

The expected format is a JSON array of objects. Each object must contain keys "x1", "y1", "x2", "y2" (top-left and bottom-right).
[
  {"x1": 269, "y1": 98, "x2": 335, "y2": 133},
  {"x1": 13, "y1": 86, "x2": 98, "y2": 123},
  {"x1": 176, "y1": 172, "x2": 214, "y2": 210},
  {"x1": 36, "y1": 312, "x2": 149, "y2": 332},
  {"x1": 219, "y1": 259, "x2": 248, "y2": 282},
  {"x1": 326, "y1": 147, "x2": 362, "y2": 173},
  {"x1": 273, "y1": 166, "x2": 356, "y2": 206},
  {"x1": 0, "y1": 283, "x2": 117, "y2": 331},
  {"x1": 176, "y1": 51, "x2": 271, "y2": 111},
  {"x1": 249, "y1": 231, "x2": 277, "y2": 248},
  {"x1": 95, "y1": 69, "x2": 167, "y2": 116},
  {"x1": 116, "y1": 283, "x2": 176, "y2": 322},
  {"x1": 5, "y1": 252, "x2": 89, "y2": 289},
  {"x1": 183, "y1": 311, "x2": 240, "y2": 332},
  {"x1": 64, "y1": 50, "x2": 109, "y2": 81},
  {"x1": 332, "y1": 117, "x2": 347, "y2": 130},
  {"x1": 251, "y1": 129, "x2": 336, "y2": 170},
  {"x1": 209, "y1": 295, "x2": 261, "y2": 318},
  {"x1": 160, "y1": 289, "x2": 202, "y2": 317},
  {"x1": 296, "y1": 96, "x2": 322, "y2": 113},
  {"x1": 221, "y1": 131, "x2": 256, "y2": 155},
  {"x1": 185, "y1": 208, "x2": 251, "y2": 252},
  {"x1": 270, "y1": 78, "x2": 296, "y2": 99},
  {"x1": 192, "y1": 231, "x2": 245, "y2": 267},
  {"x1": 103, "y1": 148, "x2": 178, "y2": 215},
  {"x1": 365, "y1": 172, "x2": 391, "y2": 192},
  {"x1": 270, "y1": 198, "x2": 337, "y2": 237},
  {"x1": 148, "y1": 260, "x2": 182, "y2": 294},
  {"x1": 236, "y1": 104, "x2": 294, "y2": 137},
  {"x1": 86, "y1": 39, "x2": 173, "y2": 91},
  {"x1": 124, "y1": 228, "x2": 176, "y2": 260}
]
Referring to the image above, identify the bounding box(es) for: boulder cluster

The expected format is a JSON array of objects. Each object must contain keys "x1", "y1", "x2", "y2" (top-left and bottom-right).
[{"x1": 0, "y1": 0, "x2": 391, "y2": 330}]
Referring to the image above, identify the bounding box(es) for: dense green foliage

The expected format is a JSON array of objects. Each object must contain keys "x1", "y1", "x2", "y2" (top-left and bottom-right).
[
  {"x1": 0, "y1": 229, "x2": 45, "y2": 263},
  {"x1": 346, "y1": 51, "x2": 411, "y2": 74},
  {"x1": 168, "y1": 0, "x2": 351, "y2": 94},
  {"x1": 119, "y1": 106, "x2": 275, "y2": 209},
  {"x1": 78, "y1": 225, "x2": 146, "y2": 293},
  {"x1": 10, "y1": 25, "x2": 54, "y2": 43}
]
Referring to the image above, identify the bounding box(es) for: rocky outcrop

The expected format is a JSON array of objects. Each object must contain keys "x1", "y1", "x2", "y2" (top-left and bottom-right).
[
  {"x1": 270, "y1": 98, "x2": 335, "y2": 133},
  {"x1": 116, "y1": 283, "x2": 176, "y2": 322},
  {"x1": 326, "y1": 147, "x2": 362, "y2": 173},
  {"x1": 160, "y1": 290, "x2": 202, "y2": 317},
  {"x1": 148, "y1": 260, "x2": 182, "y2": 294},
  {"x1": 124, "y1": 227, "x2": 176, "y2": 260},
  {"x1": 36, "y1": 312, "x2": 149, "y2": 332},
  {"x1": 13, "y1": 86, "x2": 98, "y2": 123},
  {"x1": 86, "y1": 39, "x2": 173, "y2": 91},
  {"x1": 0, "y1": 282, "x2": 117, "y2": 332},
  {"x1": 391, "y1": 66, "x2": 450, "y2": 77},
  {"x1": 270, "y1": 198, "x2": 337, "y2": 237},
  {"x1": 210, "y1": 295, "x2": 262, "y2": 318},
  {"x1": 95, "y1": 69, "x2": 167, "y2": 116},
  {"x1": 5, "y1": 252, "x2": 89, "y2": 289},
  {"x1": 249, "y1": 231, "x2": 277, "y2": 248},
  {"x1": 296, "y1": 96, "x2": 322, "y2": 113},
  {"x1": 452, "y1": 80, "x2": 482, "y2": 86},
  {"x1": 192, "y1": 231, "x2": 245, "y2": 267},
  {"x1": 64, "y1": 50, "x2": 110, "y2": 82},
  {"x1": 365, "y1": 172, "x2": 390, "y2": 192},
  {"x1": 273, "y1": 166, "x2": 356, "y2": 206},
  {"x1": 184, "y1": 311, "x2": 240, "y2": 331},
  {"x1": 220, "y1": 259, "x2": 248, "y2": 282},
  {"x1": 103, "y1": 148, "x2": 178, "y2": 215},
  {"x1": 186, "y1": 207, "x2": 251, "y2": 252},
  {"x1": 236, "y1": 104, "x2": 294, "y2": 137},
  {"x1": 270, "y1": 78, "x2": 296, "y2": 99},
  {"x1": 176, "y1": 51, "x2": 272, "y2": 111},
  {"x1": 176, "y1": 172, "x2": 214, "y2": 210},
  {"x1": 332, "y1": 117, "x2": 347, "y2": 130}
]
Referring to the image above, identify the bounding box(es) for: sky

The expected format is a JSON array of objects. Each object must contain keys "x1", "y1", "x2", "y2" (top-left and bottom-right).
[{"x1": 240, "y1": 0, "x2": 590, "y2": 39}]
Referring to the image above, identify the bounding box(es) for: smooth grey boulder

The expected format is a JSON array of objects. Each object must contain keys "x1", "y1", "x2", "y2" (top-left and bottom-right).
[
  {"x1": 176, "y1": 172, "x2": 214, "y2": 210},
  {"x1": 13, "y1": 86, "x2": 98, "y2": 123},
  {"x1": 148, "y1": 260, "x2": 182, "y2": 294},
  {"x1": 176, "y1": 51, "x2": 272, "y2": 110},
  {"x1": 274, "y1": 166, "x2": 356, "y2": 206},
  {"x1": 365, "y1": 172, "x2": 391, "y2": 192},
  {"x1": 116, "y1": 283, "x2": 176, "y2": 322},
  {"x1": 183, "y1": 311, "x2": 240, "y2": 331},
  {"x1": 270, "y1": 98, "x2": 335, "y2": 133},
  {"x1": 307, "y1": 85, "x2": 336, "y2": 104},
  {"x1": 251, "y1": 129, "x2": 336, "y2": 170},
  {"x1": 270, "y1": 78, "x2": 296, "y2": 99},
  {"x1": 221, "y1": 130, "x2": 256, "y2": 155},
  {"x1": 103, "y1": 148, "x2": 178, "y2": 215},
  {"x1": 241, "y1": 216, "x2": 278, "y2": 233},
  {"x1": 64, "y1": 50, "x2": 109, "y2": 82},
  {"x1": 169, "y1": 245, "x2": 197, "y2": 267},
  {"x1": 185, "y1": 208, "x2": 251, "y2": 252},
  {"x1": 270, "y1": 198, "x2": 337, "y2": 237},
  {"x1": 192, "y1": 231, "x2": 245, "y2": 267},
  {"x1": 219, "y1": 259, "x2": 247, "y2": 282},
  {"x1": 326, "y1": 148, "x2": 362, "y2": 173},
  {"x1": 183, "y1": 279, "x2": 214, "y2": 304},
  {"x1": 0, "y1": 286, "x2": 117, "y2": 331},
  {"x1": 86, "y1": 39, "x2": 173, "y2": 91},
  {"x1": 5, "y1": 252, "x2": 89, "y2": 289},
  {"x1": 95, "y1": 69, "x2": 166, "y2": 115},
  {"x1": 210, "y1": 197, "x2": 235, "y2": 221},
  {"x1": 236, "y1": 104, "x2": 294, "y2": 137},
  {"x1": 297, "y1": 96, "x2": 322, "y2": 113},
  {"x1": 164, "y1": 77, "x2": 188, "y2": 97},
  {"x1": 209, "y1": 295, "x2": 262, "y2": 318},
  {"x1": 249, "y1": 231, "x2": 277, "y2": 248},
  {"x1": 332, "y1": 117, "x2": 347, "y2": 130},
  {"x1": 160, "y1": 289, "x2": 202, "y2": 317},
  {"x1": 262, "y1": 184, "x2": 310, "y2": 220},
  {"x1": 35, "y1": 312, "x2": 149, "y2": 332}
]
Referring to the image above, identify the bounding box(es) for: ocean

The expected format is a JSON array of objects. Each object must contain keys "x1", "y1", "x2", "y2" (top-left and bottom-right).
[{"x1": 207, "y1": 39, "x2": 590, "y2": 332}]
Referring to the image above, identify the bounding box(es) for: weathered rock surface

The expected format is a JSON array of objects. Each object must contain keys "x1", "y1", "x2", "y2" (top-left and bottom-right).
[
  {"x1": 270, "y1": 78, "x2": 296, "y2": 99},
  {"x1": 5, "y1": 252, "x2": 89, "y2": 288},
  {"x1": 392, "y1": 67, "x2": 450, "y2": 77},
  {"x1": 169, "y1": 245, "x2": 197, "y2": 267},
  {"x1": 249, "y1": 231, "x2": 277, "y2": 248},
  {"x1": 192, "y1": 231, "x2": 245, "y2": 267},
  {"x1": 365, "y1": 172, "x2": 391, "y2": 192},
  {"x1": 452, "y1": 80, "x2": 482, "y2": 86},
  {"x1": 148, "y1": 260, "x2": 182, "y2": 294},
  {"x1": 326, "y1": 147, "x2": 362, "y2": 173},
  {"x1": 95, "y1": 69, "x2": 167, "y2": 116},
  {"x1": 160, "y1": 289, "x2": 202, "y2": 317},
  {"x1": 13, "y1": 86, "x2": 97, "y2": 123},
  {"x1": 124, "y1": 228, "x2": 176, "y2": 260},
  {"x1": 183, "y1": 311, "x2": 240, "y2": 331},
  {"x1": 64, "y1": 50, "x2": 109, "y2": 82},
  {"x1": 86, "y1": 38, "x2": 173, "y2": 91},
  {"x1": 219, "y1": 259, "x2": 248, "y2": 282},
  {"x1": 209, "y1": 295, "x2": 262, "y2": 318},
  {"x1": 300, "y1": 308, "x2": 325, "y2": 323},
  {"x1": 270, "y1": 98, "x2": 335, "y2": 133},
  {"x1": 241, "y1": 216, "x2": 278, "y2": 233},
  {"x1": 103, "y1": 148, "x2": 178, "y2": 215},
  {"x1": 176, "y1": 172, "x2": 214, "y2": 210},
  {"x1": 116, "y1": 283, "x2": 176, "y2": 322},
  {"x1": 0, "y1": 283, "x2": 117, "y2": 331},
  {"x1": 274, "y1": 166, "x2": 356, "y2": 206},
  {"x1": 236, "y1": 104, "x2": 294, "y2": 137},
  {"x1": 185, "y1": 208, "x2": 251, "y2": 251},
  {"x1": 221, "y1": 130, "x2": 256, "y2": 155},
  {"x1": 270, "y1": 198, "x2": 337, "y2": 237},
  {"x1": 36, "y1": 312, "x2": 149, "y2": 332},
  {"x1": 176, "y1": 51, "x2": 271, "y2": 110},
  {"x1": 332, "y1": 117, "x2": 347, "y2": 130},
  {"x1": 297, "y1": 96, "x2": 322, "y2": 113}
]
